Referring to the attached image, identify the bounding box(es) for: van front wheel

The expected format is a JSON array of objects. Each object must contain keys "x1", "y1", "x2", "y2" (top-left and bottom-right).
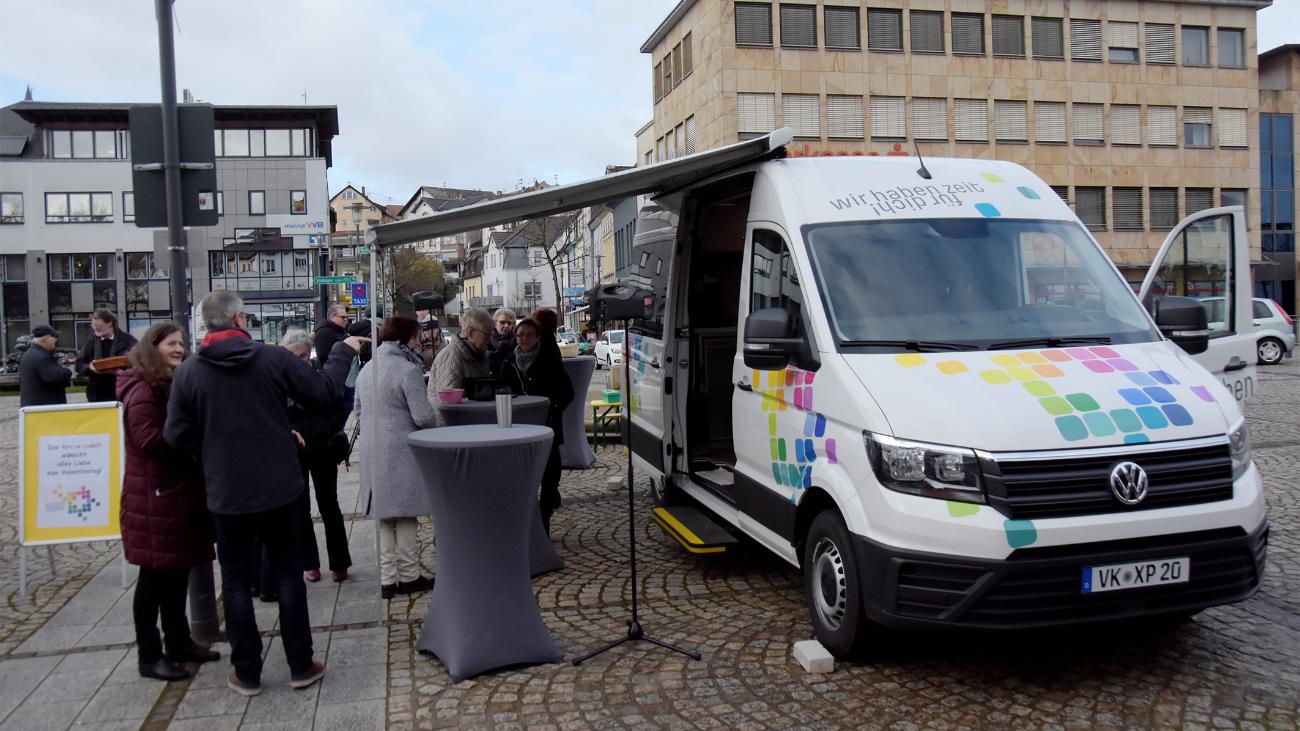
[{"x1": 803, "y1": 510, "x2": 873, "y2": 659}]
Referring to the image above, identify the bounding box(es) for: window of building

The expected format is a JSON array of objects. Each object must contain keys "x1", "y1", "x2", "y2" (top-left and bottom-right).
[
  {"x1": 1070, "y1": 19, "x2": 1102, "y2": 61},
  {"x1": 1075, "y1": 187, "x2": 1106, "y2": 230},
  {"x1": 867, "y1": 9, "x2": 902, "y2": 51},
  {"x1": 1146, "y1": 106, "x2": 1177, "y2": 146},
  {"x1": 45, "y1": 129, "x2": 128, "y2": 159},
  {"x1": 992, "y1": 15, "x2": 1024, "y2": 57},
  {"x1": 1049, "y1": 185, "x2": 1069, "y2": 204},
  {"x1": 645, "y1": 150, "x2": 655, "y2": 166},
  {"x1": 675, "y1": 122, "x2": 686, "y2": 157},
  {"x1": 266, "y1": 129, "x2": 292, "y2": 157},
  {"x1": 826, "y1": 96, "x2": 864, "y2": 139},
  {"x1": 223, "y1": 129, "x2": 250, "y2": 157},
  {"x1": 656, "y1": 136, "x2": 666, "y2": 161},
  {"x1": 1034, "y1": 102, "x2": 1067, "y2": 143},
  {"x1": 289, "y1": 190, "x2": 306, "y2": 215},
  {"x1": 735, "y1": 2, "x2": 773, "y2": 46},
  {"x1": 909, "y1": 10, "x2": 944, "y2": 53},
  {"x1": 1218, "y1": 108, "x2": 1247, "y2": 148},
  {"x1": 664, "y1": 128, "x2": 676, "y2": 160},
  {"x1": 45, "y1": 192, "x2": 113, "y2": 223},
  {"x1": 1184, "y1": 107, "x2": 1212, "y2": 147},
  {"x1": 654, "y1": 62, "x2": 663, "y2": 101},
  {"x1": 672, "y1": 42, "x2": 684, "y2": 85},
  {"x1": 249, "y1": 129, "x2": 265, "y2": 157},
  {"x1": 994, "y1": 100, "x2": 1027, "y2": 142},
  {"x1": 869, "y1": 96, "x2": 905, "y2": 139},
  {"x1": 1182, "y1": 26, "x2": 1209, "y2": 66},
  {"x1": 1107, "y1": 21, "x2": 1139, "y2": 63},
  {"x1": 122, "y1": 191, "x2": 135, "y2": 223},
  {"x1": 779, "y1": 4, "x2": 817, "y2": 48},
  {"x1": 783, "y1": 94, "x2": 821, "y2": 138},
  {"x1": 738, "y1": 93, "x2": 777, "y2": 139},
  {"x1": 1221, "y1": 189, "x2": 1246, "y2": 209},
  {"x1": 47, "y1": 253, "x2": 114, "y2": 282},
  {"x1": 0, "y1": 193, "x2": 22, "y2": 223},
  {"x1": 1144, "y1": 23, "x2": 1175, "y2": 64},
  {"x1": 1261, "y1": 114, "x2": 1295, "y2": 258},
  {"x1": 685, "y1": 115, "x2": 697, "y2": 154},
  {"x1": 1031, "y1": 17, "x2": 1064, "y2": 59},
  {"x1": 1073, "y1": 103, "x2": 1104, "y2": 145},
  {"x1": 952, "y1": 13, "x2": 984, "y2": 55},
  {"x1": 954, "y1": 99, "x2": 988, "y2": 142},
  {"x1": 1185, "y1": 187, "x2": 1213, "y2": 216},
  {"x1": 1150, "y1": 188, "x2": 1179, "y2": 230},
  {"x1": 663, "y1": 56, "x2": 674, "y2": 96},
  {"x1": 911, "y1": 98, "x2": 947, "y2": 140},
  {"x1": 216, "y1": 191, "x2": 224, "y2": 216},
  {"x1": 824, "y1": 6, "x2": 860, "y2": 50},
  {"x1": 1217, "y1": 28, "x2": 1245, "y2": 68},
  {"x1": 249, "y1": 190, "x2": 266, "y2": 216},
  {"x1": 1110, "y1": 105, "x2": 1141, "y2": 146},
  {"x1": 1112, "y1": 188, "x2": 1143, "y2": 230}
]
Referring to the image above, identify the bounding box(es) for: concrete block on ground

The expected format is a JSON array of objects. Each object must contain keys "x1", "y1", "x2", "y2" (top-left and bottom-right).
[
  {"x1": 607, "y1": 475, "x2": 625, "y2": 489},
  {"x1": 793, "y1": 639, "x2": 834, "y2": 673}
]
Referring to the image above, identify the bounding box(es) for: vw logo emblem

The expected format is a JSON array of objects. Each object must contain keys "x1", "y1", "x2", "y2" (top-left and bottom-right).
[{"x1": 1109, "y1": 461, "x2": 1149, "y2": 505}]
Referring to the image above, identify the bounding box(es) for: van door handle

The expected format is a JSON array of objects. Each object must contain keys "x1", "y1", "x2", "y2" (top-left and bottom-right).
[
  {"x1": 1224, "y1": 359, "x2": 1248, "y2": 372},
  {"x1": 737, "y1": 381, "x2": 753, "y2": 392}
]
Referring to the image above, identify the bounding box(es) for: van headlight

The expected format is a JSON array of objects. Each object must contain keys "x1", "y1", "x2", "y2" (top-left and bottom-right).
[
  {"x1": 1229, "y1": 421, "x2": 1251, "y2": 480},
  {"x1": 864, "y1": 431, "x2": 985, "y2": 504}
]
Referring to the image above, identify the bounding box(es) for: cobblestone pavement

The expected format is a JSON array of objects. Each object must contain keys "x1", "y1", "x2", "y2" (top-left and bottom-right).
[{"x1": 1, "y1": 357, "x2": 1298, "y2": 729}]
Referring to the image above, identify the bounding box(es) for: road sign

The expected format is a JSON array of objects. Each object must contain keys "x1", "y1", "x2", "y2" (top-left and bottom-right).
[
  {"x1": 314, "y1": 275, "x2": 354, "y2": 285},
  {"x1": 352, "y1": 283, "x2": 369, "y2": 307},
  {"x1": 359, "y1": 247, "x2": 370, "y2": 255},
  {"x1": 129, "y1": 104, "x2": 218, "y2": 228},
  {"x1": 564, "y1": 287, "x2": 585, "y2": 296}
]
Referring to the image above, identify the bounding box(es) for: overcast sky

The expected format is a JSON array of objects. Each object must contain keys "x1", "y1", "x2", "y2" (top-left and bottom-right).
[{"x1": 1, "y1": 1, "x2": 1296, "y2": 207}]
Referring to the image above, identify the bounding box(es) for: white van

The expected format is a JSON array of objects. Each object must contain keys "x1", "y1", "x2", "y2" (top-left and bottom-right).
[{"x1": 369, "y1": 130, "x2": 1268, "y2": 658}]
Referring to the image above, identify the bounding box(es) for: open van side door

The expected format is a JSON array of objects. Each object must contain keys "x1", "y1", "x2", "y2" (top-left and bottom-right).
[{"x1": 1138, "y1": 205, "x2": 1256, "y2": 402}]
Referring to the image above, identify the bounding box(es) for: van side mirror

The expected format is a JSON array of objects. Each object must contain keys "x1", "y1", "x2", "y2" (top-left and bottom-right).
[
  {"x1": 1154, "y1": 296, "x2": 1210, "y2": 355},
  {"x1": 743, "y1": 308, "x2": 801, "y2": 370}
]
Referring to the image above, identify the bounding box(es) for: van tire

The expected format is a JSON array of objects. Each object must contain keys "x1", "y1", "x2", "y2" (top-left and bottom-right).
[
  {"x1": 1257, "y1": 337, "x2": 1285, "y2": 365},
  {"x1": 803, "y1": 510, "x2": 873, "y2": 659}
]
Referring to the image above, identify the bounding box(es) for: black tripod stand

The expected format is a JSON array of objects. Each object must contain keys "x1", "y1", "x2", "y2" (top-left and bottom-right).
[{"x1": 573, "y1": 319, "x2": 700, "y2": 666}]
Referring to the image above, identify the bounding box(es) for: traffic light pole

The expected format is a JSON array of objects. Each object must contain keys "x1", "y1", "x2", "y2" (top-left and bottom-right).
[{"x1": 155, "y1": 0, "x2": 219, "y2": 645}]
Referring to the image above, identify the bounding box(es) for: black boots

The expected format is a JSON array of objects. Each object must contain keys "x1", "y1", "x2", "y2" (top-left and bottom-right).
[{"x1": 139, "y1": 658, "x2": 189, "y2": 681}]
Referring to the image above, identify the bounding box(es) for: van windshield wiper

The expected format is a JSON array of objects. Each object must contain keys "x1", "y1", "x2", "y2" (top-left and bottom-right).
[
  {"x1": 840, "y1": 340, "x2": 978, "y2": 352},
  {"x1": 988, "y1": 336, "x2": 1112, "y2": 350}
]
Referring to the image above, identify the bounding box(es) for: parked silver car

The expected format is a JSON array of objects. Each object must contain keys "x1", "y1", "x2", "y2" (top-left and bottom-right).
[{"x1": 1251, "y1": 297, "x2": 1296, "y2": 365}]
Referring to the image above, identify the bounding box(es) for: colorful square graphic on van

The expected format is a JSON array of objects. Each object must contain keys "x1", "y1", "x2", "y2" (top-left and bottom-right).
[{"x1": 757, "y1": 366, "x2": 835, "y2": 503}]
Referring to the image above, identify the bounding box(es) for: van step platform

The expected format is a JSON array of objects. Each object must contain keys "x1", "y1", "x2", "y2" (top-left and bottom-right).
[{"x1": 652, "y1": 505, "x2": 737, "y2": 554}]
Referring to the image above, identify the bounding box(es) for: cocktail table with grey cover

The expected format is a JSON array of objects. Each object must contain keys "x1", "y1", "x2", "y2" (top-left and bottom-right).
[
  {"x1": 433, "y1": 394, "x2": 562, "y2": 575},
  {"x1": 558, "y1": 356, "x2": 597, "y2": 468},
  {"x1": 407, "y1": 424, "x2": 563, "y2": 681}
]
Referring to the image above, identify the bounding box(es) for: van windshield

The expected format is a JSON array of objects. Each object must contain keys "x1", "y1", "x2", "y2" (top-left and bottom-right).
[{"x1": 803, "y1": 219, "x2": 1160, "y2": 350}]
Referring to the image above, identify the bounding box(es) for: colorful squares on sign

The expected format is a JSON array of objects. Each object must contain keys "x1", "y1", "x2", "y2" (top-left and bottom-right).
[
  {"x1": 980, "y1": 370, "x2": 1012, "y2": 385},
  {"x1": 1040, "y1": 397, "x2": 1073, "y2": 416},
  {"x1": 769, "y1": 414, "x2": 778, "y2": 436},
  {"x1": 1191, "y1": 385, "x2": 1216, "y2": 402},
  {"x1": 975, "y1": 203, "x2": 1002, "y2": 217},
  {"x1": 1065, "y1": 348, "x2": 1097, "y2": 360},
  {"x1": 1004, "y1": 519, "x2": 1038, "y2": 548},
  {"x1": 1143, "y1": 386, "x2": 1175, "y2": 403},
  {"x1": 1126, "y1": 372, "x2": 1156, "y2": 387},
  {"x1": 1110, "y1": 359, "x2": 1138, "y2": 372},
  {"x1": 1016, "y1": 352, "x2": 1048, "y2": 365},
  {"x1": 1110, "y1": 409, "x2": 1143, "y2": 433},
  {"x1": 1017, "y1": 186, "x2": 1040, "y2": 200},
  {"x1": 815, "y1": 413, "x2": 826, "y2": 437},
  {"x1": 1055, "y1": 415, "x2": 1089, "y2": 441},
  {"x1": 1119, "y1": 388, "x2": 1151, "y2": 406},
  {"x1": 981, "y1": 172, "x2": 1006, "y2": 183},
  {"x1": 1136, "y1": 406, "x2": 1168, "y2": 429},
  {"x1": 770, "y1": 438, "x2": 780, "y2": 461},
  {"x1": 1065, "y1": 393, "x2": 1099, "y2": 411},
  {"x1": 896, "y1": 354, "x2": 926, "y2": 367},
  {"x1": 1042, "y1": 350, "x2": 1073, "y2": 362},
  {"x1": 1033, "y1": 365, "x2": 1065, "y2": 378},
  {"x1": 948, "y1": 501, "x2": 979, "y2": 518},
  {"x1": 1022, "y1": 381, "x2": 1055, "y2": 397},
  {"x1": 1150, "y1": 370, "x2": 1177, "y2": 385},
  {"x1": 1090, "y1": 347, "x2": 1121, "y2": 359},
  {"x1": 1083, "y1": 412, "x2": 1116, "y2": 437},
  {"x1": 937, "y1": 360, "x2": 968, "y2": 375},
  {"x1": 991, "y1": 354, "x2": 1021, "y2": 368},
  {"x1": 1007, "y1": 366, "x2": 1038, "y2": 381},
  {"x1": 803, "y1": 413, "x2": 815, "y2": 436},
  {"x1": 772, "y1": 463, "x2": 783, "y2": 485},
  {"x1": 793, "y1": 388, "x2": 804, "y2": 410},
  {"x1": 1124, "y1": 434, "x2": 1151, "y2": 444},
  {"x1": 826, "y1": 439, "x2": 838, "y2": 464},
  {"x1": 1082, "y1": 360, "x2": 1114, "y2": 374},
  {"x1": 1161, "y1": 404, "x2": 1194, "y2": 427}
]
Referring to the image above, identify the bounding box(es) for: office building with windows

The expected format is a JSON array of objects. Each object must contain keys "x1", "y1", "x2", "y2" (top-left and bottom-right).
[
  {"x1": 640, "y1": 0, "x2": 1269, "y2": 296},
  {"x1": 1258, "y1": 45, "x2": 1298, "y2": 310},
  {"x1": 0, "y1": 100, "x2": 338, "y2": 353}
]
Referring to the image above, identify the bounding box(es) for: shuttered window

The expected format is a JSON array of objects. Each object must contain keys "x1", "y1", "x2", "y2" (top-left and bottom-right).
[
  {"x1": 780, "y1": 4, "x2": 817, "y2": 48},
  {"x1": 994, "y1": 100, "x2": 1028, "y2": 141},
  {"x1": 1150, "y1": 188, "x2": 1179, "y2": 230},
  {"x1": 1107, "y1": 21, "x2": 1139, "y2": 63},
  {"x1": 1147, "y1": 106, "x2": 1177, "y2": 146},
  {"x1": 910, "y1": 10, "x2": 944, "y2": 53},
  {"x1": 1218, "y1": 108, "x2": 1247, "y2": 148},
  {"x1": 867, "y1": 9, "x2": 902, "y2": 51},
  {"x1": 672, "y1": 44, "x2": 683, "y2": 86},
  {"x1": 1145, "y1": 23, "x2": 1175, "y2": 64},
  {"x1": 782, "y1": 94, "x2": 821, "y2": 138},
  {"x1": 952, "y1": 13, "x2": 984, "y2": 55},
  {"x1": 869, "y1": 96, "x2": 906, "y2": 139},
  {"x1": 1076, "y1": 187, "x2": 1106, "y2": 230},
  {"x1": 992, "y1": 15, "x2": 1024, "y2": 57},
  {"x1": 1073, "y1": 103, "x2": 1104, "y2": 144},
  {"x1": 656, "y1": 137, "x2": 666, "y2": 162},
  {"x1": 954, "y1": 99, "x2": 989, "y2": 141},
  {"x1": 1034, "y1": 102, "x2": 1067, "y2": 143},
  {"x1": 1110, "y1": 105, "x2": 1141, "y2": 146},
  {"x1": 735, "y1": 3, "x2": 773, "y2": 47},
  {"x1": 1184, "y1": 107, "x2": 1212, "y2": 147},
  {"x1": 911, "y1": 98, "x2": 948, "y2": 140},
  {"x1": 738, "y1": 93, "x2": 777, "y2": 137},
  {"x1": 675, "y1": 123, "x2": 686, "y2": 157},
  {"x1": 654, "y1": 62, "x2": 663, "y2": 101},
  {"x1": 1032, "y1": 17, "x2": 1064, "y2": 59},
  {"x1": 1049, "y1": 185, "x2": 1070, "y2": 204},
  {"x1": 664, "y1": 128, "x2": 676, "y2": 160},
  {"x1": 1113, "y1": 187, "x2": 1143, "y2": 230},
  {"x1": 1185, "y1": 188, "x2": 1213, "y2": 216},
  {"x1": 824, "y1": 6, "x2": 860, "y2": 50},
  {"x1": 683, "y1": 32, "x2": 694, "y2": 75},
  {"x1": 826, "y1": 95, "x2": 864, "y2": 139},
  {"x1": 1070, "y1": 19, "x2": 1102, "y2": 61},
  {"x1": 685, "y1": 115, "x2": 697, "y2": 154}
]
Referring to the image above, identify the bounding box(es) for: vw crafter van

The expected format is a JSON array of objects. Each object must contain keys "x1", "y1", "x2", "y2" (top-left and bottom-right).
[{"x1": 367, "y1": 129, "x2": 1268, "y2": 659}]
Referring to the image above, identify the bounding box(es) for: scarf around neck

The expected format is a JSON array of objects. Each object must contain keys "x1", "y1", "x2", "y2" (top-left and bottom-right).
[{"x1": 514, "y1": 346, "x2": 539, "y2": 375}]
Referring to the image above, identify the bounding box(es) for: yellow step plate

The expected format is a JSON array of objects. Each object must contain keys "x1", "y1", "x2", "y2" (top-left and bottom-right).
[{"x1": 652, "y1": 506, "x2": 733, "y2": 554}]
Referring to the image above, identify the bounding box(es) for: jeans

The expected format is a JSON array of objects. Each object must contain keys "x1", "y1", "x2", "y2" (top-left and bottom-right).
[
  {"x1": 132, "y1": 567, "x2": 193, "y2": 664},
  {"x1": 213, "y1": 500, "x2": 314, "y2": 683},
  {"x1": 377, "y1": 518, "x2": 420, "y2": 585},
  {"x1": 298, "y1": 449, "x2": 351, "y2": 573}
]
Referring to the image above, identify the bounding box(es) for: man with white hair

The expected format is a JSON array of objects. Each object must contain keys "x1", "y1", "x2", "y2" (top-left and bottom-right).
[
  {"x1": 165, "y1": 291, "x2": 366, "y2": 697},
  {"x1": 428, "y1": 307, "x2": 493, "y2": 405}
]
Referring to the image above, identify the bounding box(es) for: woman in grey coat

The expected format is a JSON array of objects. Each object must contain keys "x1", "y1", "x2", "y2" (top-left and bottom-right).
[{"x1": 355, "y1": 316, "x2": 437, "y2": 599}]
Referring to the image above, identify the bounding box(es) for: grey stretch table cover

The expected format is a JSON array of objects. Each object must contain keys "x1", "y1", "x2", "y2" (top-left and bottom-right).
[
  {"x1": 433, "y1": 394, "x2": 563, "y2": 576},
  {"x1": 558, "y1": 356, "x2": 596, "y2": 468},
  {"x1": 407, "y1": 424, "x2": 562, "y2": 681}
]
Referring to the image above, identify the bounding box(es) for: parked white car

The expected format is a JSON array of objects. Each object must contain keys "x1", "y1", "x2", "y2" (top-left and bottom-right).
[
  {"x1": 1203, "y1": 297, "x2": 1295, "y2": 365},
  {"x1": 593, "y1": 330, "x2": 624, "y2": 369}
]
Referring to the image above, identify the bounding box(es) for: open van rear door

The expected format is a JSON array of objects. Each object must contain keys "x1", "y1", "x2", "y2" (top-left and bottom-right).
[{"x1": 1138, "y1": 205, "x2": 1256, "y2": 402}]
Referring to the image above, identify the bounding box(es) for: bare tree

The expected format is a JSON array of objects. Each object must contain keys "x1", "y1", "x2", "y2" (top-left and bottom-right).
[
  {"x1": 517, "y1": 213, "x2": 579, "y2": 314},
  {"x1": 378, "y1": 245, "x2": 447, "y2": 315}
]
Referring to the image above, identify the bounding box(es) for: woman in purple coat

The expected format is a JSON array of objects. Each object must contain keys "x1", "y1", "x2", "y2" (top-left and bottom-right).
[{"x1": 118, "y1": 322, "x2": 220, "y2": 681}]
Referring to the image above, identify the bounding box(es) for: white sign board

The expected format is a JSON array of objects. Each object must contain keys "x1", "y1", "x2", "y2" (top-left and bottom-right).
[
  {"x1": 266, "y1": 214, "x2": 329, "y2": 237},
  {"x1": 37, "y1": 434, "x2": 111, "y2": 529}
]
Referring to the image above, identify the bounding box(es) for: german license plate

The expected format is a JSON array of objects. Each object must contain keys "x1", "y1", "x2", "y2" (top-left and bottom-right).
[{"x1": 1081, "y1": 557, "x2": 1190, "y2": 593}]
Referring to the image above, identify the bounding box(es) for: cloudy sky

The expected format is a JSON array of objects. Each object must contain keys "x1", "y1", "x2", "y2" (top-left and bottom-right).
[{"x1": 2, "y1": 1, "x2": 1296, "y2": 207}]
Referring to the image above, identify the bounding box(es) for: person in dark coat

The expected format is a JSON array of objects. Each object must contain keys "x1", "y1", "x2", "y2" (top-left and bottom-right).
[
  {"x1": 19, "y1": 325, "x2": 71, "y2": 407},
  {"x1": 499, "y1": 316, "x2": 574, "y2": 534},
  {"x1": 164, "y1": 291, "x2": 365, "y2": 697},
  {"x1": 487, "y1": 307, "x2": 517, "y2": 376},
  {"x1": 118, "y1": 322, "x2": 220, "y2": 682},
  {"x1": 312, "y1": 305, "x2": 349, "y2": 369},
  {"x1": 75, "y1": 309, "x2": 138, "y2": 402}
]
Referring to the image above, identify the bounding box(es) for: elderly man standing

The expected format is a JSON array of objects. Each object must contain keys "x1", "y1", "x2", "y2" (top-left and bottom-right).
[
  {"x1": 428, "y1": 307, "x2": 493, "y2": 405},
  {"x1": 19, "y1": 325, "x2": 72, "y2": 407},
  {"x1": 165, "y1": 291, "x2": 365, "y2": 697},
  {"x1": 313, "y1": 305, "x2": 349, "y2": 368},
  {"x1": 75, "y1": 309, "x2": 137, "y2": 402}
]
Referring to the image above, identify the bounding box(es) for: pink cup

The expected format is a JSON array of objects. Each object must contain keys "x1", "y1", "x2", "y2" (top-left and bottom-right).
[{"x1": 438, "y1": 388, "x2": 464, "y2": 404}]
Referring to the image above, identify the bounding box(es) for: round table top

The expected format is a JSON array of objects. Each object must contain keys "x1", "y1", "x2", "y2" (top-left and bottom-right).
[
  {"x1": 434, "y1": 395, "x2": 549, "y2": 413},
  {"x1": 564, "y1": 355, "x2": 595, "y2": 362},
  {"x1": 408, "y1": 423, "x2": 552, "y2": 450}
]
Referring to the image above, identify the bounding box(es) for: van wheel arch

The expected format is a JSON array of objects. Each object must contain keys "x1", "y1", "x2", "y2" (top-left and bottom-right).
[{"x1": 793, "y1": 487, "x2": 840, "y2": 563}]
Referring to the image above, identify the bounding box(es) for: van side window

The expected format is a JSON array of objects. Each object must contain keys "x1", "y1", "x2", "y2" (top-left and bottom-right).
[{"x1": 750, "y1": 229, "x2": 805, "y2": 330}]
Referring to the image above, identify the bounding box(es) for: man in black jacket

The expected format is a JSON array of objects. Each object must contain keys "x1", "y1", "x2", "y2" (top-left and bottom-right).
[
  {"x1": 312, "y1": 305, "x2": 349, "y2": 368},
  {"x1": 75, "y1": 309, "x2": 138, "y2": 402},
  {"x1": 165, "y1": 291, "x2": 365, "y2": 697},
  {"x1": 19, "y1": 325, "x2": 71, "y2": 407}
]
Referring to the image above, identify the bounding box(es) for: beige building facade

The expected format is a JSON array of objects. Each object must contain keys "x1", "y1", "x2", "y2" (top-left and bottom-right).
[{"x1": 641, "y1": 0, "x2": 1268, "y2": 281}]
